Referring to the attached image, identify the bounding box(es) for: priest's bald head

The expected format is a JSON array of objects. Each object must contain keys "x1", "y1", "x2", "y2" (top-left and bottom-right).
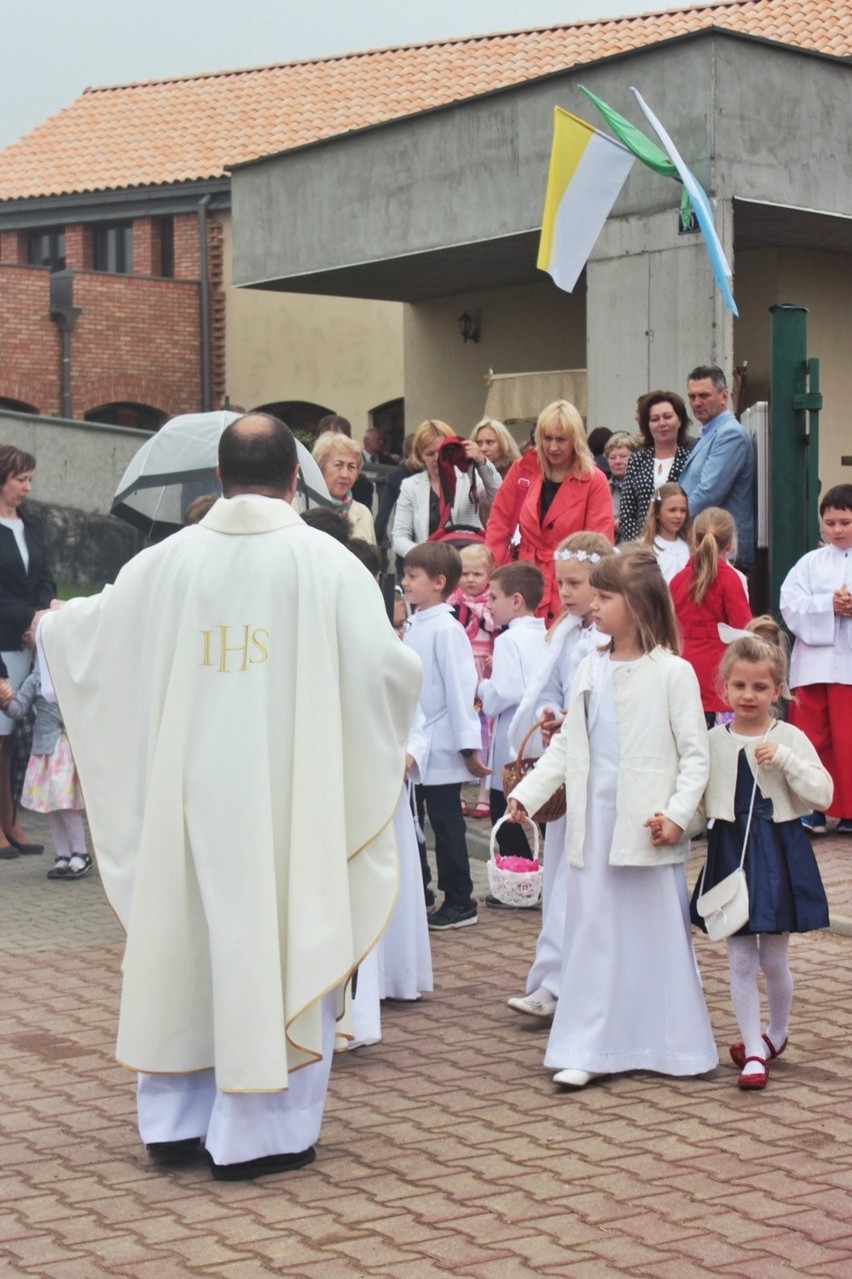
[{"x1": 218, "y1": 413, "x2": 299, "y2": 500}]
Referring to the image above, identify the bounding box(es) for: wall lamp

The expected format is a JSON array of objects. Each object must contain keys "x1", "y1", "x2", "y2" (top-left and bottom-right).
[{"x1": 458, "y1": 309, "x2": 481, "y2": 343}]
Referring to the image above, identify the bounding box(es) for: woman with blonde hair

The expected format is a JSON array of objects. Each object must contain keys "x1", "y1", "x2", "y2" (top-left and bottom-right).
[
  {"x1": 485, "y1": 401, "x2": 614, "y2": 625},
  {"x1": 313, "y1": 431, "x2": 376, "y2": 544},
  {"x1": 470, "y1": 419, "x2": 521, "y2": 478},
  {"x1": 391, "y1": 420, "x2": 501, "y2": 560}
]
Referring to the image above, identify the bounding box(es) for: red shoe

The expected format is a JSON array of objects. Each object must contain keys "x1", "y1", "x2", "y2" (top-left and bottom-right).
[
  {"x1": 472, "y1": 801, "x2": 490, "y2": 819},
  {"x1": 460, "y1": 800, "x2": 469, "y2": 817},
  {"x1": 738, "y1": 1056, "x2": 769, "y2": 1089},
  {"x1": 730, "y1": 1033, "x2": 788, "y2": 1069}
]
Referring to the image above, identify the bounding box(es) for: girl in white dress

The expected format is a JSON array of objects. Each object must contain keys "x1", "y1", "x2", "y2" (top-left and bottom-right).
[
  {"x1": 507, "y1": 547, "x2": 717, "y2": 1089},
  {"x1": 506, "y1": 531, "x2": 615, "y2": 1019},
  {"x1": 638, "y1": 482, "x2": 691, "y2": 584}
]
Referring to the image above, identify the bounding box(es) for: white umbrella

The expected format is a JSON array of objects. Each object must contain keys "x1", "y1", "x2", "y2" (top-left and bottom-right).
[{"x1": 111, "y1": 411, "x2": 331, "y2": 537}]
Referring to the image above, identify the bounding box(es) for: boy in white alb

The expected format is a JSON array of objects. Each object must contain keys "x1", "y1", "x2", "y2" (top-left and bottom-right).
[
  {"x1": 402, "y1": 542, "x2": 490, "y2": 930},
  {"x1": 780, "y1": 484, "x2": 852, "y2": 833},
  {"x1": 478, "y1": 563, "x2": 547, "y2": 873}
]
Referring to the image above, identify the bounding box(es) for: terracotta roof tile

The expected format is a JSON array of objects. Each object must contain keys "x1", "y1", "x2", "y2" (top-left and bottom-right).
[{"x1": 1, "y1": 0, "x2": 849, "y2": 199}]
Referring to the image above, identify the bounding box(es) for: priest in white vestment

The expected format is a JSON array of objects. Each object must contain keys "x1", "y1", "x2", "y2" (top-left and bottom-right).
[{"x1": 38, "y1": 414, "x2": 421, "y2": 1180}]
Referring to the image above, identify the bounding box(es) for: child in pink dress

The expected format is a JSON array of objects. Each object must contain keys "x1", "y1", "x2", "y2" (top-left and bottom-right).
[
  {"x1": 0, "y1": 670, "x2": 90, "y2": 879},
  {"x1": 448, "y1": 544, "x2": 497, "y2": 818}
]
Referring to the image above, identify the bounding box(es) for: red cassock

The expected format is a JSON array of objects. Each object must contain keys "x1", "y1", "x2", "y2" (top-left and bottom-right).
[{"x1": 485, "y1": 452, "x2": 614, "y2": 626}]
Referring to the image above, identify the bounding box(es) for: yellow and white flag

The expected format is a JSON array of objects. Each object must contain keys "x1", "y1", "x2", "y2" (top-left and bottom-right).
[{"x1": 537, "y1": 107, "x2": 635, "y2": 292}]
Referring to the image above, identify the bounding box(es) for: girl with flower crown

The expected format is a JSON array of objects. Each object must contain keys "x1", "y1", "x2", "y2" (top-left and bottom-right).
[{"x1": 505, "y1": 531, "x2": 614, "y2": 1018}]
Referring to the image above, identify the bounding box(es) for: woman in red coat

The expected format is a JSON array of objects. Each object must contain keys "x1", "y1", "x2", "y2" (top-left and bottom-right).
[{"x1": 485, "y1": 401, "x2": 614, "y2": 626}]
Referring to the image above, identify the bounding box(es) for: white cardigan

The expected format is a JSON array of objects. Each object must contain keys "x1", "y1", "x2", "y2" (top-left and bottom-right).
[
  {"x1": 347, "y1": 500, "x2": 376, "y2": 544},
  {"x1": 391, "y1": 462, "x2": 501, "y2": 558},
  {"x1": 509, "y1": 647, "x2": 709, "y2": 867},
  {"x1": 701, "y1": 720, "x2": 833, "y2": 822}
]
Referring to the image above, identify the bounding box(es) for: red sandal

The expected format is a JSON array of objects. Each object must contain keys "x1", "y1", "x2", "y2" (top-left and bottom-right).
[
  {"x1": 730, "y1": 1033, "x2": 788, "y2": 1069},
  {"x1": 738, "y1": 1056, "x2": 769, "y2": 1089}
]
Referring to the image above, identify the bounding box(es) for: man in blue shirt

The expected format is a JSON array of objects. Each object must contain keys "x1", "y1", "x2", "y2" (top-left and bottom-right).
[{"x1": 679, "y1": 364, "x2": 755, "y2": 567}]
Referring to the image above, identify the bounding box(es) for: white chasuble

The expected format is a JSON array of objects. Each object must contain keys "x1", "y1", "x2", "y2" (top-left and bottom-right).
[{"x1": 40, "y1": 496, "x2": 421, "y2": 1092}]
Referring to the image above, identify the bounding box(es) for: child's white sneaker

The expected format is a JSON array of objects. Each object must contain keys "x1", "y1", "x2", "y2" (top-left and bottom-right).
[{"x1": 507, "y1": 988, "x2": 557, "y2": 1018}]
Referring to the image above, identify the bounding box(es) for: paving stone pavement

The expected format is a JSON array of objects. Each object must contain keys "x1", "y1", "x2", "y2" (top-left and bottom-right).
[{"x1": 0, "y1": 808, "x2": 850, "y2": 1278}]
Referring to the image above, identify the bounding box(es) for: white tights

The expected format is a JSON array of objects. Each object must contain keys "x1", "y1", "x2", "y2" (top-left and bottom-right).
[
  {"x1": 48, "y1": 810, "x2": 87, "y2": 858},
  {"x1": 727, "y1": 933, "x2": 793, "y2": 1071}
]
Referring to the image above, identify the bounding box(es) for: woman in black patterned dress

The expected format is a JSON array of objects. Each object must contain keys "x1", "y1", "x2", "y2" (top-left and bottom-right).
[{"x1": 618, "y1": 392, "x2": 693, "y2": 544}]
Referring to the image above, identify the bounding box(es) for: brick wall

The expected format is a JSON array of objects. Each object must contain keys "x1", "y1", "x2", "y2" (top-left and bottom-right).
[
  {"x1": 208, "y1": 218, "x2": 226, "y2": 408},
  {"x1": 0, "y1": 231, "x2": 26, "y2": 264},
  {"x1": 71, "y1": 272, "x2": 202, "y2": 418},
  {"x1": 0, "y1": 265, "x2": 62, "y2": 413},
  {"x1": 0, "y1": 208, "x2": 225, "y2": 422},
  {"x1": 174, "y1": 211, "x2": 200, "y2": 279},
  {"x1": 0, "y1": 262, "x2": 203, "y2": 419},
  {"x1": 65, "y1": 224, "x2": 92, "y2": 270}
]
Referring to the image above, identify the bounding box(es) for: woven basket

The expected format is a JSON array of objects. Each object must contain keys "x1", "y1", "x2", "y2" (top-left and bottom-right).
[
  {"x1": 501, "y1": 715, "x2": 567, "y2": 824},
  {"x1": 487, "y1": 816, "x2": 543, "y2": 908}
]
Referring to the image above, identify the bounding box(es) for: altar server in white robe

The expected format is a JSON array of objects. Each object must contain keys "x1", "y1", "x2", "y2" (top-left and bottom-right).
[
  {"x1": 38, "y1": 414, "x2": 421, "y2": 1181},
  {"x1": 780, "y1": 484, "x2": 852, "y2": 830},
  {"x1": 350, "y1": 707, "x2": 433, "y2": 1047}
]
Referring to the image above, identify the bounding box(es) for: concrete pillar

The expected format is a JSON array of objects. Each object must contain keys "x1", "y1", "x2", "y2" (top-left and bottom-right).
[{"x1": 586, "y1": 202, "x2": 736, "y2": 429}]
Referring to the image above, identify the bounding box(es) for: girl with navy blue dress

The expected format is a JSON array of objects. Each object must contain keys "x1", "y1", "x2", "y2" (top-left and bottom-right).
[{"x1": 690, "y1": 625, "x2": 832, "y2": 1090}]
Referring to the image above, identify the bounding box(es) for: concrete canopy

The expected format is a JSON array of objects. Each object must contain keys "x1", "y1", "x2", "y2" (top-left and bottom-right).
[
  {"x1": 231, "y1": 29, "x2": 852, "y2": 489},
  {"x1": 230, "y1": 31, "x2": 852, "y2": 303}
]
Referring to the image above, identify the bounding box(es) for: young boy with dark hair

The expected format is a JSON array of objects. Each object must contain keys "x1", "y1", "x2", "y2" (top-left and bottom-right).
[
  {"x1": 478, "y1": 563, "x2": 547, "y2": 883},
  {"x1": 402, "y1": 543, "x2": 489, "y2": 929},
  {"x1": 781, "y1": 484, "x2": 852, "y2": 834}
]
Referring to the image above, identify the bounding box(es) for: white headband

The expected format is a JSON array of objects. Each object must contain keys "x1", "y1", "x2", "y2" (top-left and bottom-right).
[{"x1": 554, "y1": 549, "x2": 601, "y2": 563}]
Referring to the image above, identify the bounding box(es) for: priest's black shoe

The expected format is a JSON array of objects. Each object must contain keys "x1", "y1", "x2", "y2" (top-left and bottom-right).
[
  {"x1": 207, "y1": 1146, "x2": 316, "y2": 1181},
  {"x1": 146, "y1": 1137, "x2": 203, "y2": 1162}
]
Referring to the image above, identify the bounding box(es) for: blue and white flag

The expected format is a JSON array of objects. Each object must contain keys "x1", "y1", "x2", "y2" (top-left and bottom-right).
[{"x1": 631, "y1": 87, "x2": 738, "y2": 316}]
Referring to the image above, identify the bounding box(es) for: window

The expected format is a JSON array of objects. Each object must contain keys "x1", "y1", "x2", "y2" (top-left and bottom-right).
[
  {"x1": 370, "y1": 398, "x2": 405, "y2": 457},
  {"x1": 92, "y1": 222, "x2": 133, "y2": 274},
  {"x1": 159, "y1": 216, "x2": 174, "y2": 278},
  {"x1": 0, "y1": 397, "x2": 39, "y2": 415},
  {"x1": 253, "y1": 401, "x2": 334, "y2": 441},
  {"x1": 85, "y1": 402, "x2": 167, "y2": 431},
  {"x1": 27, "y1": 228, "x2": 65, "y2": 271}
]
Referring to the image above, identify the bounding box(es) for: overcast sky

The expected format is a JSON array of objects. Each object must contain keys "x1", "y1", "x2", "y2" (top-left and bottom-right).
[{"x1": 1, "y1": 0, "x2": 697, "y2": 149}]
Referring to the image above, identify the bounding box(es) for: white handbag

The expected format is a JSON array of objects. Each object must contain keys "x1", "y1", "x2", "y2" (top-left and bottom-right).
[
  {"x1": 696, "y1": 729, "x2": 768, "y2": 942},
  {"x1": 696, "y1": 864, "x2": 750, "y2": 942}
]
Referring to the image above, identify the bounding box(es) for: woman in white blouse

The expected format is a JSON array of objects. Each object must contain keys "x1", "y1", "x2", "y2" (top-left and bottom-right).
[{"x1": 391, "y1": 420, "x2": 501, "y2": 559}]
